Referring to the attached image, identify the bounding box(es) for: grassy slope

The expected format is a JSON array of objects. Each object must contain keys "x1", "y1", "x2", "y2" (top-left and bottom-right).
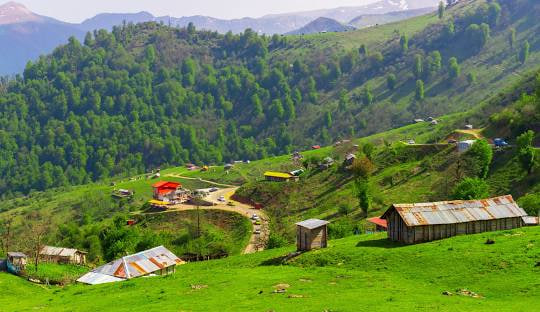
[
  {"x1": 279, "y1": 0, "x2": 540, "y2": 145},
  {"x1": 1, "y1": 227, "x2": 539, "y2": 311}
]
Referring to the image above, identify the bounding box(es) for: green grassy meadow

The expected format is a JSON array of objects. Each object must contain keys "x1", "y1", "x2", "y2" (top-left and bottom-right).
[{"x1": 1, "y1": 226, "x2": 539, "y2": 311}]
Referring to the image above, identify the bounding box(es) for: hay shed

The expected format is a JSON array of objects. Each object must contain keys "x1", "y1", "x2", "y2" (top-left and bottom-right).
[{"x1": 296, "y1": 219, "x2": 329, "y2": 251}]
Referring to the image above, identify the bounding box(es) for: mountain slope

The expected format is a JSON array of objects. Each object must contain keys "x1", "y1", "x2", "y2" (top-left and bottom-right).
[
  {"x1": 78, "y1": 11, "x2": 154, "y2": 32},
  {"x1": 0, "y1": 2, "x2": 85, "y2": 75},
  {"x1": 349, "y1": 7, "x2": 436, "y2": 28},
  {"x1": 265, "y1": 0, "x2": 439, "y2": 23},
  {"x1": 0, "y1": 1, "x2": 42, "y2": 24},
  {"x1": 0, "y1": 1, "x2": 440, "y2": 75},
  {"x1": 286, "y1": 17, "x2": 355, "y2": 35},
  {"x1": 0, "y1": 0, "x2": 539, "y2": 196}
]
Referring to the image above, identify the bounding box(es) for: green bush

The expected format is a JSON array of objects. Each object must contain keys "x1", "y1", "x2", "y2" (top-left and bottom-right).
[
  {"x1": 266, "y1": 233, "x2": 288, "y2": 249},
  {"x1": 518, "y1": 194, "x2": 540, "y2": 216},
  {"x1": 453, "y1": 178, "x2": 490, "y2": 200},
  {"x1": 328, "y1": 220, "x2": 354, "y2": 239}
]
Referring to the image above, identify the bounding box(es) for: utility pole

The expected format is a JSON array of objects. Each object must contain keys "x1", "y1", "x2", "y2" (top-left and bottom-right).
[{"x1": 197, "y1": 204, "x2": 201, "y2": 238}]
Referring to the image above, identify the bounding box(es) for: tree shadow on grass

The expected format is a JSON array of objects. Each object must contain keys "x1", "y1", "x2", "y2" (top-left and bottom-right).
[
  {"x1": 259, "y1": 251, "x2": 304, "y2": 266},
  {"x1": 356, "y1": 238, "x2": 405, "y2": 249}
]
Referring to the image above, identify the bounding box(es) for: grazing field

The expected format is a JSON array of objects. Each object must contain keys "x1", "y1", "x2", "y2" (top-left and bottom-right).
[{"x1": 1, "y1": 226, "x2": 539, "y2": 311}]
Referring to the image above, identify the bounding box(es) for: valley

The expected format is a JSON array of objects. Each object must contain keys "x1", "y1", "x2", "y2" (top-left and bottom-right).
[{"x1": 0, "y1": 0, "x2": 539, "y2": 310}]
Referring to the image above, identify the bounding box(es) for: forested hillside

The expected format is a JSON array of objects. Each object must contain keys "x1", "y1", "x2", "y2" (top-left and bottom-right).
[{"x1": 0, "y1": 0, "x2": 538, "y2": 196}]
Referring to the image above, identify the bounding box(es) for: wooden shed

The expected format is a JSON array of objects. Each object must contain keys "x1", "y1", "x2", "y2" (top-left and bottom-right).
[
  {"x1": 264, "y1": 171, "x2": 299, "y2": 182},
  {"x1": 39, "y1": 246, "x2": 87, "y2": 265},
  {"x1": 296, "y1": 219, "x2": 329, "y2": 251},
  {"x1": 381, "y1": 195, "x2": 528, "y2": 244}
]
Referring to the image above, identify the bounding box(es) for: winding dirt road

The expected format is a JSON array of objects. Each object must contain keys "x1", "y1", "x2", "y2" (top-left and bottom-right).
[{"x1": 155, "y1": 178, "x2": 269, "y2": 254}]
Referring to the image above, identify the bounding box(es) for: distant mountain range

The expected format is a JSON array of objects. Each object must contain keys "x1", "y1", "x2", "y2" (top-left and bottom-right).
[
  {"x1": 286, "y1": 17, "x2": 356, "y2": 35},
  {"x1": 0, "y1": 0, "x2": 438, "y2": 75}
]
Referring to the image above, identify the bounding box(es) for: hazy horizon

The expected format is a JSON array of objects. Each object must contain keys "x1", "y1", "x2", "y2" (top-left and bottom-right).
[{"x1": 14, "y1": 0, "x2": 379, "y2": 23}]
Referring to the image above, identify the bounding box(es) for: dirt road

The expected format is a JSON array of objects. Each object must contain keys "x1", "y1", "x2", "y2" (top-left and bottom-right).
[
  {"x1": 165, "y1": 173, "x2": 235, "y2": 188},
  {"x1": 455, "y1": 129, "x2": 483, "y2": 139},
  {"x1": 165, "y1": 187, "x2": 269, "y2": 254}
]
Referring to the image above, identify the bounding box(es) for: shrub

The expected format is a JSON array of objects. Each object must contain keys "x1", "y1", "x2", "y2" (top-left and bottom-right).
[
  {"x1": 328, "y1": 220, "x2": 354, "y2": 239},
  {"x1": 518, "y1": 193, "x2": 540, "y2": 216},
  {"x1": 266, "y1": 233, "x2": 288, "y2": 249},
  {"x1": 453, "y1": 178, "x2": 489, "y2": 200}
]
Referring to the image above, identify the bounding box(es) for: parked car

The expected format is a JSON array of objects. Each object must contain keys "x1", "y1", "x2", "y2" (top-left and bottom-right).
[
  {"x1": 227, "y1": 201, "x2": 235, "y2": 206},
  {"x1": 254, "y1": 220, "x2": 261, "y2": 225},
  {"x1": 407, "y1": 139, "x2": 416, "y2": 145},
  {"x1": 209, "y1": 187, "x2": 219, "y2": 192},
  {"x1": 254, "y1": 230, "x2": 261, "y2": 235},
  {"x1": 218, "y1": 196, "x2": 226, "y2": 202},
  {"x1": 251, "y1": 214, "x2": 259, "y2": 220},
  {"x1": 494, "y1": 138, "x2": 509, "y2": 147},
  {"x1": 448, "y1": 139, "x2": 457, "y2": 144}
]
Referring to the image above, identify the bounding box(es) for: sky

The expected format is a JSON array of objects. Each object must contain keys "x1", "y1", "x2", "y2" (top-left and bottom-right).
[{"x1": 17, "y1": 0, "x2": 378, "y2": 23}]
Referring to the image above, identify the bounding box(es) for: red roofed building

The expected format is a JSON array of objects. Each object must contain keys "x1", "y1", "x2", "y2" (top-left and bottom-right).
[
  {"x1": 367, "y1": 217, "x2": 388, "y2": 232},
  {"x1": 152, "y1": 181, "x2": 181, "y2": 201}
]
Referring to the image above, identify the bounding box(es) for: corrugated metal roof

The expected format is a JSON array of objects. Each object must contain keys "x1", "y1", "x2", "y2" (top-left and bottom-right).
[
  {"x1": 7, "y1": 252, "x2": 26, "y2": 258},
  {"x1": 382, "y1": 195, "x2": 527, "y2": 227},
  {"x1": 264, "y1": 171, "x2": 293, "y2": 179},
  {"x1": 296, "y1": 219, "x2": 329, "y2": 229},
  {"x1": 76, "y1": 272, "x2": 125, "y2": 285},
  {"x1": 367, "y1": 217, "x2": 387, "y2": 228},
  {"x1": 40, "y1": 246, "x2": 86, "y2": 257},
  {"x1": 78, "y1": 246, "x2": 184, "y2": 285},
  {"x1": 522, "y1": 216, "x2": 539, "y2": 225}
]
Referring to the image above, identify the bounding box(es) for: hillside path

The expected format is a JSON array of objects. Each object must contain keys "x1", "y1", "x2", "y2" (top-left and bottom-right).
[
  {"x1": 165, "y1": 173, "x2": 235, "y2": 188},
  {"x1": 455, "y1": 129, "x2": 483, "y2": 139}
]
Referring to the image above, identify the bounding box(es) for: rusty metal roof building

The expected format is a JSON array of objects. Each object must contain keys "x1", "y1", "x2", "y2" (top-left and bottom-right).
[
  {"x1": 77, "y1": 246, "x2": 184, "y2": 285},
  {"x1": 382, "y1": 195, "x2": 527, "y2": 227},
  {"x1": 382, "y1": 195, "x2": 529, "y2": 244},
  {"x1": 40, "y1": 246, "x2": 86, "y2": 258}
]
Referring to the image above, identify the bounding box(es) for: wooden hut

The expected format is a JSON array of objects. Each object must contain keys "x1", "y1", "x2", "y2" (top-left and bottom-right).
[
  {"x1": 296, "y1": 219, "x2": 329, "y2": 251},
  {"x1": 381, "y1": 195, "x2": 528, "y2": 244},
  {"x1": 39, "y1": 246, "x2": 87, "y2": 265}
]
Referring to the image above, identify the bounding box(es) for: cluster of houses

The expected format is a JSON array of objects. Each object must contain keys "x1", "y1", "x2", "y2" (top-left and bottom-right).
[
  {"x1": 1, "y1": 243, "x2": 185, "y2": 286},
  {"x1": 1, "y1": 245, "x2": 87, "y2": 275}
]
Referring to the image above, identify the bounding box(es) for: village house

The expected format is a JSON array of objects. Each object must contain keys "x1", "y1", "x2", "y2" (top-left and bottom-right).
[
  {"x1": 152, "y1": 181, "x2": 189, "y2": 203},
  {"x1": 344, "y1": 153, "x2": 356, "y2": 166},
  {"x1": 319, "y1": 157, "x2": 334, "y2": 170},
  {"x1": 381, "y1": 195, "x2": 528, "y2": 244},
  {"x1": 112, "y1": 189, "x2": 134, "y2": 198},
  {"x1": 224, "y1": 163, "x2": 234, "y2": 170},
  {"x1": 77, "y1": 246, "x2": 185, "y2": 285},
  {"x1": 291, "y1": 151, "x2": 303, "y2": 162},
  {"x1": 296, "y1": 219, "x2": 329, "y2": 251},
  {"x1": 264, "y1": 171, "x2": 299, "y2": 182},
  {"x1": 457, "y1": 140, "x2": 476, "y2": 153},
  {"x1": 289, "y1": 169, "x2": 305, "y2": 176},
  {"x1": 39, "y1": 246, "x2": 87, "y2": 265}
]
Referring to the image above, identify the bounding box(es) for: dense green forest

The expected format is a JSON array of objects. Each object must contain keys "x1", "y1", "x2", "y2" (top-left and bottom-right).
[{"x1": 0, "y1": 0, "x2": 538, "y2": 196}]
